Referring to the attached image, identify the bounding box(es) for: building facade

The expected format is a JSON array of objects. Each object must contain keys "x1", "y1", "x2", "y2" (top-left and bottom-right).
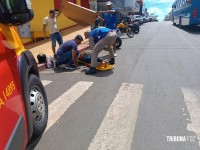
[
  {"x1": 20, "y1": 0, "x2": 145, "y2": 44},
  {"x1": 135, "y1": 0, "x2": 143, "y2": 15},
  {"x1": 20, "y1": 0, "x2": 90, "y2": 44}
]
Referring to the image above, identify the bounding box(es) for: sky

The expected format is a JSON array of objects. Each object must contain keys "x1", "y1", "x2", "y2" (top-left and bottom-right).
[{"x1": 144, "y1": 0, "x2": 175, "y2": 21}]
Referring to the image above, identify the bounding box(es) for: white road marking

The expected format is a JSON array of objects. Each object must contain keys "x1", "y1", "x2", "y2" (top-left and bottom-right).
[
  {"x1": 42, "y1": 80, "x2": 52, "y2": 86},
  {"x1": 41, "y1": 70, "x2": 83, "y2": 74},
  {"x1": 176, "y1": 28, "x2": 200, "y2": 55},
  {"x1": 40, "y1": 67, "x2": 88, "y2": 74},
  {"x1": 88, "y1": 83, "x2": 143, "y2": 150},
  {"x1": 45, "y1": 81, "x2": 93, "y2": 132},
  {"x1": 182, "y1": 87, "x2": 200, "y2": 146}
]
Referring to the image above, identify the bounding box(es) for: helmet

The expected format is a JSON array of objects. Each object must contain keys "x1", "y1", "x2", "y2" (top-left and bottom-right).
[
  {"x1": 37, "y1": 53, "x2": 47, "y2": 64},
  {"x1": 106, "y1": 1, "x2": 112, "y2": 6}
]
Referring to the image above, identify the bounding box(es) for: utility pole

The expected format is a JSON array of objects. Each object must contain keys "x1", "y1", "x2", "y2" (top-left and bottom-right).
[
  {"x1": 88, "y1": 0, "x2": 97, "y2": 30},
  {"x1": 88, "y1": 0, "x2": 97, "y2": 11}
]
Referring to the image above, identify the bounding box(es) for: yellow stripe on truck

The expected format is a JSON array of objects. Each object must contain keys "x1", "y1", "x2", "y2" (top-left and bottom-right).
[{"x1": 0, "y1": 24, "x2": 25, "y2": 56}]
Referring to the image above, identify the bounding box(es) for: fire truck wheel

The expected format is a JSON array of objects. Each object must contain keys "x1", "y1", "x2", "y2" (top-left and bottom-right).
[{"x1": 29, "y1": 74, "x2": 48, "y2": 137}]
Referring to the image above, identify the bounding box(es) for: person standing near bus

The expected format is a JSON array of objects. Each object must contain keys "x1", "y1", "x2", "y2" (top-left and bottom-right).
[
  {"x1": 98, "y1": 1, "x2": 118, "y2": 57},
  {"x1": 43, "y1": 4, "x2": 63, "y2": 58}
]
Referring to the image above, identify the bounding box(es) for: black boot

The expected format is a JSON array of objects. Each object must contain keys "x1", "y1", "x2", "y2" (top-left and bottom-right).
[
  {"x1": 85, "y1": 67, "x2": 97, "y2": 74},
  {"x1": 109, "y1": 58, "x2": 115, "y2": 65}
]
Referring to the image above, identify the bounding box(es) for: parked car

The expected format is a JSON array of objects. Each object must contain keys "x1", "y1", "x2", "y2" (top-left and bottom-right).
[
  {"x1": 143, "y1": 16, "x2": 150, "y2": 23},
  {"x1": 133, "y1": 15, "x2": 144, "y2": 25}
]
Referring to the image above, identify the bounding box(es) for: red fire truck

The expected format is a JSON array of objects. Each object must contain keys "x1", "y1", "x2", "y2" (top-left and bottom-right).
[{"x1": 0, "y1": 0, "x2": 48, "y2": 149}]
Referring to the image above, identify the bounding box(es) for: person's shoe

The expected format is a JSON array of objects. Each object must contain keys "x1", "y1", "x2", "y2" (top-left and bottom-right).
[
  {"x1": 114, "y1": 53, "x2": 117, "y2": 57},
  {"x1": 85, "y1": 67, "x2": 97, "y2": 75},
  {"x1": 53, "y1": 54, "x2": 57, "y2": 60},
  {"x1": 65, "y1": 66, "x2": 75, "y2": 70},
  {"x1": 53, "y1": 60, "x2": 58, "y2": 69},
  {"x1": 109, "y1": 58, "x2": 115, "y2": 65},
  {"x1": 75, "y1": 66, "x2": 80, "y2": 69},
  {"x1": 97, "y1": 58, "x2": 103, "y2": 62}
]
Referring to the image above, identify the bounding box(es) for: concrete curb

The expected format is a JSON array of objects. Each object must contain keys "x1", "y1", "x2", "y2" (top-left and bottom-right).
[{"x1": 37, "y1": 45, "x2": 90, "y2": 71}]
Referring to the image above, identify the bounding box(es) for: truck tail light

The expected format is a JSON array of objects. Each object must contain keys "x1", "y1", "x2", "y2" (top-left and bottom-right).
[{"x1": 193, "y1": 9, "x2": 197, "y2": 18}]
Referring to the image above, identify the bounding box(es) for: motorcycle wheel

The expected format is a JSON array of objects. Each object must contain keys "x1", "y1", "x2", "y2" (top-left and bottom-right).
[
  {"x1": 134, "y1": 28, "x2": 140, "y2": 34},
  {"x1": 127, "y1": 28, "x2": 134, "y2": 38},
  {"x1": 116, "y1": 36, "x2": 122, "y2": 49},
  {"x1": 117, "y1": 28, "x2": 123, "y2": 36}
]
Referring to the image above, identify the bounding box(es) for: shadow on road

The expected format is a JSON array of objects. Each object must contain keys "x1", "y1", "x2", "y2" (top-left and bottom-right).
[
  {"x1": 83, "y1": 69, "x2": 114, "y2": 77},
  {"x1": 181, "y1": 25, "x2": 200, "y2": 35}
]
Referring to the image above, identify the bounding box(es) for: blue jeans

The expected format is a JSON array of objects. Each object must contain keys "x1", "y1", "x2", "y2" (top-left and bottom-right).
[
  {"x1": 55, "y1": 51, "x2": 79, "y2": 66},
  {"x1": 82, "y1": 54, "x2": 102, "y2": 63},
  {"x1": 50, "y1": 32, "x2": 63, "y2": 48}
]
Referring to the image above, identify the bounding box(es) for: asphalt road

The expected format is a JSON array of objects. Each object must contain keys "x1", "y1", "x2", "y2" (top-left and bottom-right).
[{"x1": 35, "y1": 21, "x2": 200, "y2": 150}]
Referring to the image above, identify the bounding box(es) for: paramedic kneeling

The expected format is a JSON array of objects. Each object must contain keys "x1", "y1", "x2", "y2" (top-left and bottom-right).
[
  {"x1": 54, "y1": 34, "x2": 83, "y2": 69},
  {"x1": 84, "y1": 27, "x2": 117, "y2": 74}
]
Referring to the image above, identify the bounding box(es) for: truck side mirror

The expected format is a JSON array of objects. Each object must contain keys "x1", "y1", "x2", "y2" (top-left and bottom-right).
[{"x1": 0, "y1": 0, "x2": 34, "y2": 26}]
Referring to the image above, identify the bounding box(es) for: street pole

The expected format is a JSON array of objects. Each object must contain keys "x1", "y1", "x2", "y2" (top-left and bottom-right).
[
  {"x1": 88, "y1": 0, "x2": 97, "y2": 11},
  {"x1": 88, "y1": 0, "x2": 97, "y2": 30}
]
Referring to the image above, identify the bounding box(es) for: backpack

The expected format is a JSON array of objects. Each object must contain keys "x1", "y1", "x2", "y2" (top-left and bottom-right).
[{"x1": 46, "y1": 56, "x2": 54, "y2": 68}]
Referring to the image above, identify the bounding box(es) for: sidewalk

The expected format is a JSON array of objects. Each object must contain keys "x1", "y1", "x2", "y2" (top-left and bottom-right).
[{"x1": 25, "y1": 25, "x2": 91, "y2": 70}]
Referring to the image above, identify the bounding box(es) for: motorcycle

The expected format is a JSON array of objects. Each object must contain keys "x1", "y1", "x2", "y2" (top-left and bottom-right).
[
  {"x1": 119, "y1": 16, "x2": 140, "y2": 34},
  {"x1": 117, "y1": 20, "x2": 134, "y2": 38},
  {"x1": 116, "y1": 35, "x2": 122, "y2": 49},
  {"x1": 131, "y1": 22, "x2": 140, "y2": 34},
  {"x1": 113, "y1": 29, "x2": 122, "y2": 49}
]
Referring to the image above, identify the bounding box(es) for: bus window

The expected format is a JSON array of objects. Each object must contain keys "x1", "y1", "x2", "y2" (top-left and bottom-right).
[{"x1": 186, "y1": 0, "x2": 192, "y2": 4}]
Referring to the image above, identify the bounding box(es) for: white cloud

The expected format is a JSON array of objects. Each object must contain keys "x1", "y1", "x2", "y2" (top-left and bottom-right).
[
  {"x1": 165, "y1": 7, "x2": 172, "y2": 13},
  {"x1": 149, "y1": 7, "x2": 163, "y2": 16},
  {"x1": 145, "y1": 0, "x2": 174, "y2": 21},
  {"x1": 145, "y1": 0, "x2": 174, "y2": 3},
  {"x1": 148, "y1": 7, "x2": 171, "y2": 21},
  {"x1": 144, "y1": 0, "x2": 174, "y2": 8}
]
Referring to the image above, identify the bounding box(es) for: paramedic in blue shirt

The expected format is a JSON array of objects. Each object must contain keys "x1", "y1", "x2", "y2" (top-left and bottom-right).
[
  {"x1": 54, "y1": 34, "x2": 83, "y2": 69},
  {"x1": 84, "y1": 28, "x2": 117, "y2": 75},
  {"x1": 98, "y1": 1, "x2": 117, "y2": 57}
]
